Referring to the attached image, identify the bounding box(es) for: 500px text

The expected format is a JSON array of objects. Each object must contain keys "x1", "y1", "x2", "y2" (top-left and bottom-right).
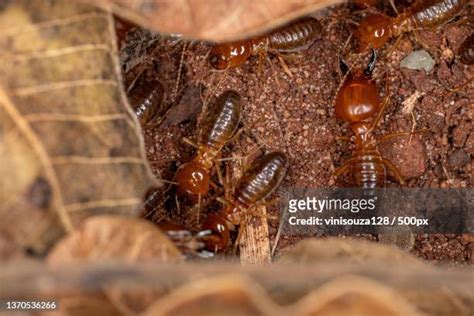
[{"x1": 289, "y1": 216, "x2": 429, "y2": 227}]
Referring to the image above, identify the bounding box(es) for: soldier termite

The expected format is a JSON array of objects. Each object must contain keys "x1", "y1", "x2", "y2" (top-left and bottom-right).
[{"x1": 333, "y1": 49, "x2": 419, "y2": 188}]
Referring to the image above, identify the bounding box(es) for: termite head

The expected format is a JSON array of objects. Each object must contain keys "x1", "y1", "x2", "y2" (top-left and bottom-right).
[
  {"x1": 175, "y1": 161, "x2": 211, "y2": 202},
  {"x1": 355, "y1": 13, "x2": 393, "y2": 51},
  {"x1": 209, "y1": 41, "x2": 253, "y2": 70},
  {"x1": 201, "y1": 213, "x2": 230, "y2": 252},
  {"x1": 335, "y1": 49, "x2": 381, "y2": 124}
]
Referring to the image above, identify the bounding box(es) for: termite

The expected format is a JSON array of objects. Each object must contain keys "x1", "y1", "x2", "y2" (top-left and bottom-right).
[
  {"x1": 208, "y1": 17, "x2": 322, "y2": 70},
  {"x1": 355, "y1": 0, "x2": 469, "y2": 51},
  {"x1": 333, "y1": 50, "x2": 408, "y2": 188},
  {"x1": 200, "y1": 151, "x2": 288, "y2": 252},
  {"x1": 459, "y1": 33, "x2": 474, "y2": 64},
  {"x1": 159, "y1": 152, "x2": 288, "y2": 253},
  {"x1": 128, "y1": 79, "x2": 165, "y2": 126},
  {"x1": 175, "y1": 90, "x2": 242, "y2": 202}
]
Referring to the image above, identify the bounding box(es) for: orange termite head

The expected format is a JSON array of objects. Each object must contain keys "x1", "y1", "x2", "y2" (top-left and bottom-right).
[
  {"x1": 175, "y1": 161, "x2": 211, "y2": 202},
  {"x1": 201, "y1": 213, "x2": 230, "y2": 252},
  {"x1": 355, "y1": 13, "x2": 393, "y2": 51},
  {"x1": 208, "y1": 40, "x2": 253, "y2": 70},
  {"x1": 335, "y1": 49, "x2": 381, "y2": 125}
]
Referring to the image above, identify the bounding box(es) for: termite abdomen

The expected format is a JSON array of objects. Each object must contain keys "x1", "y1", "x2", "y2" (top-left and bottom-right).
[
  {"x1": 459, "y1": 33, "x2": 474, "y2": 65},
  {"x1": 130, "y1": 79, "x2": 164, "y2": 125},
  {"x1": 405, "y1": 0, "x2": 468, "y2": 28},
  {"x1": 351, "y1": 154, "x2": 386, "y2": 189},
  {"x1": 198, "y1": 90, "x2": 242, "y2": 150},
  {"x1": 267, "y1": 17, "x2": 322, "y2": 52},
  {"x1": 234, "y1": 151, "x2": 288, "y2": 206}
]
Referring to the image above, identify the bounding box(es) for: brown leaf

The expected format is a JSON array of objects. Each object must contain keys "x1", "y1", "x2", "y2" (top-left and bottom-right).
[
  {"x1": 142, "y1": 275, "x2": 278, "y2": 316},
  {"x1": 143, "y1": 275, "x2": 422, "y2": 316},
  {"x1": 0, "y1": 0, "x2": 157, "y2": 257},
  {"x1": 293, "y1": 276, "x2": 422, "y2": 316},
  {"x1": 277, "y1": 237, "x2": 425, "y2": 266},
  {"x1": 84, "y1": 0, "x2": 341, "y2": 41},
  {"x1": 47, "y1": 215, "x2": 182, "y2": 264},
  {"x1": 46, "y1": 216, "x2": 182, "y2": 315}
]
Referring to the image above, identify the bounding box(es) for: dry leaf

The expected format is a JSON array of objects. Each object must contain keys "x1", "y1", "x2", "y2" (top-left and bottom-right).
[
  {"x1": 293, "y1": 276, "x2": 422, "y2": 316},
  {"x1": 142, "y1": 275, "x2": 279, "y2": 316},
  {"x1": 85, "y1": 0, "x2": 341, "y2": 41},
  {"x1": 1, "y1": 248, "x2": 472, "y2": 315},
  {"x1": 277, "y1": 237, "x2": 425, "y2": 266},
  {"x1": 142, "y1": 275, "x2": 422, "y2": 316},
  {"x1": 46, "y1": 215, "x2": 182, "y2": 315},
  {"x1": 47, "y1": 216, "x2": 182, "y2": 264},
  {"x1": 0, "y1": 0, "x2": 157, "y2": 257}
]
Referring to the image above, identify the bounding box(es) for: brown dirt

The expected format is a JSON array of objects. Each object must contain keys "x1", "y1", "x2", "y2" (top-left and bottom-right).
[{"x1": 118, "y1": 3, "x2": 473, "y2": 265}]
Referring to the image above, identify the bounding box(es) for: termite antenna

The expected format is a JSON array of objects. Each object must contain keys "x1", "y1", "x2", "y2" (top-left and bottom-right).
[{"x1": 364, "y1": 48, "x2": 377, "y2": 76}]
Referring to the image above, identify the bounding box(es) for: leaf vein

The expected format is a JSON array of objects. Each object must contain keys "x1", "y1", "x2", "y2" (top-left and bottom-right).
[{"x1": 13, "y1": 79, "x2": 118, "y2": 96}]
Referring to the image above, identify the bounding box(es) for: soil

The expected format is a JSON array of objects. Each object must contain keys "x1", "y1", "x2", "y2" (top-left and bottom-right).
[{"x1": 117, "y1": 3, "x2": 473, "y2": 265}]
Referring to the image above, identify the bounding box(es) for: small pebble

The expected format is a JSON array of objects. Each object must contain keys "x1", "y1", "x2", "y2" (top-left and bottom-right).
[{"x1": 400, "y1": 50, "x2": 435, "y2": 72}]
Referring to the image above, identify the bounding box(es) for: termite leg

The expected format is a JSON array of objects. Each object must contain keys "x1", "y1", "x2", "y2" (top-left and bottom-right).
[
  {"x1": 257, "y1": 52, "x2": 266, "y2": 78},
  {"x1": 257, "y1": 197, "x2": 280, "y2": 208},
  {"x1": 411, "y1": 29, "x2": 432, "y2": 52},
  {"x1": 376, "y1": 130, "x2": 427, "y2": 145},
  {"x1": 265, "y1": 54, "x2": 281, "y2": 88},
  {"x1": 382, "y1": 158, "x2": 405, "y2": 185},
  {"x1": 277, "y1": 54, "x2": 294, "y2": 79},
  {"x1": 387, "y1": 35, "x2": 403, "y2": 55},
  {"x1": 333, "y1": 157, "x2": 358, "y2": 180},
  {"x1": 215, "y1": 159, "x2": 226, "y2": 187},
  {"x1": 369, "y1": 78, "x2": 390, "y2": 133},
  {"x1": 173, "y1": 41, "x2": 188, "y2": 102},
  {"x1": 227, "y1": 126, "x2": 245, "y2": 145},
  {"x1": 216, "y1": 196, "x2": 228, "y2": 205},
  {"x1": 196, "y1": 193, "x2": 202, "y2": 223},
  {"x1": 335, "y1": 135, "x2": 352, "y2": 142},
  {"x1": 225, "y1": 162, "x2": 232, "y2": 199},
  {"x1": 182, "y1": 137, "x2": 199, "y2": 148},
  {"x1": 340, "y1": 33, "x2": 353, "y2": 56}
]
